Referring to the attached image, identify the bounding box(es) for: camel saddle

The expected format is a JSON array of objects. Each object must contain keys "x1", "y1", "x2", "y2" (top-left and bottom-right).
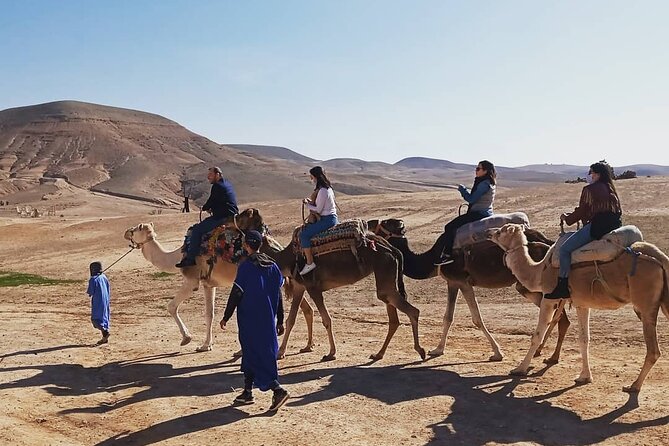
[
  {"x1": 454, "y1": 212, "x2": 530, "y2": 249},
  {"x1": 182, "y1": 224, "x2": 243, "y2": 264},
  {"x1": 548, "y1": 225, "x2": 643, "y2": 268},
  {"x1": 293, "y1": 219, "x2": 369, "y2": 258}
]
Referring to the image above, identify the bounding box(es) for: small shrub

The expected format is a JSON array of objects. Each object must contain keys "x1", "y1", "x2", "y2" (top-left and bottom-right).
[
  {"x1": 151, "y1": 271, "x2": 175, "y2": 279},
  {"x1": 0, "y1": 271, "x2": 81, "y2": 287}
]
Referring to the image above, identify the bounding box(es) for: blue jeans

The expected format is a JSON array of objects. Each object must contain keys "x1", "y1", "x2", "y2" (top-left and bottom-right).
[
  {"x1": 186, "y1": 216, "x2": 226, "y2": 260},
  {"x1": 558, "y1": 223, "x2": 593, "y2": 278},
  {"x1": 300, "y1": 214, "x2": 338, "y2": 248}
]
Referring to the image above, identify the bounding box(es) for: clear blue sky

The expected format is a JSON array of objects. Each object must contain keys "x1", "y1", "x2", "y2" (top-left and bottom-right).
[{"x1": 1, "y1": 1, "x2": 667, "y2": 166}]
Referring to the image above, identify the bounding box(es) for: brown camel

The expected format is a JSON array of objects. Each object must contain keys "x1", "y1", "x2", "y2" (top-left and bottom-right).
[
  {"x1": 487, "y1": 223, "x2": 669, "y2": 392},
  {"x1": 251, "y1": 219, "x2": 425, "y2": 362},
  {"x1": 368, "y1": 218, "x2": 569, "y2": 363},
  {"x1": 123, "y1": 209, "x2": 315, "y2": 353}
]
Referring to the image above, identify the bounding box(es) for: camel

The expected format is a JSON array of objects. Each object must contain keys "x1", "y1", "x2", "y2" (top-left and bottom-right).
[
  {"x1": 122, "y1": 209, "x2": 315, "y2": 353},
  {"x1": 487, "y1": 223, "x2": 669, "y2": 392},
  {"x1": 368, "y1": 218, "x2": 569, "y2": 363},
  {"x1": 256, "y1": 223, "x2": 426, "y2": 362}
]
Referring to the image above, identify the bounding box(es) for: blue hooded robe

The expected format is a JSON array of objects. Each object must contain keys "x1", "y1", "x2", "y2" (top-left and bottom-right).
[
  {"x1": 87, "y1": 273, "x2": 110, "y2": 331},
  {"x1": 226, "y1": 255, "x2": 283, "y2": 391}
]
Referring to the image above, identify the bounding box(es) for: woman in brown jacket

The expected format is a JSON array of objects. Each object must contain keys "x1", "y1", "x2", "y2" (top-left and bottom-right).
[{"x1": 544, "y1": 161, "x2": 623, "y2": 299}]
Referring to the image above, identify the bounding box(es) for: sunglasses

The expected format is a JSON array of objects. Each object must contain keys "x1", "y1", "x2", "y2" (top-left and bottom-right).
[{"x1": 475, "y1": 167, "x2": 483, "y2": 171}]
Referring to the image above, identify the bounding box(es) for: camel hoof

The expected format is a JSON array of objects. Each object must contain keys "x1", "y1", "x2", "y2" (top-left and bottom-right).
[
  {"x1": 533, "y1": 351, "x2": 542, "y2": 358},
  {"x1": 543, "y1": 357, "x2": 559, "y2": 365},
  {"x1": 623, "y1": 385, "x2": 640, "y2": 393},
  {"x1": 232, "y1": 349, "x2": 243, "y2": 358},
  {"x1": 488, "y1": 353, "x2": 504, "y2": 362},
  {"x1": 575, "y1": 376, "x2": 592, "y2": 385},
  {"x1": 299, "y1": 346, "x2": 314, "y2": 353},
  {"x1": 321, "y1": 354, "x2": 336, "y2": 362},
  {"x1": 196, "y1": 345, "x2": 212, "y2": 352},
  {"x1": 428, "y1": 348, "x2": 444, "y2": 357},
  {"x1": 180, "y1": 336, "x2": 192, "y2": 346},
  {"x1": 509, "y1": 368, "x2": 528, "y2": 377},
  {"x1": 417, "y1": 348, "x2": 426, "y2": 360},
  {"x1": 369, "y1": 353, "x2": 383, "y2": 361},
  {"x1": 277, "y1": 353, "x2": 285, "y2": 360}
]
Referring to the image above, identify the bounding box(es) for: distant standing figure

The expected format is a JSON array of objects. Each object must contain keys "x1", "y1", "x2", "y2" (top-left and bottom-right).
[
  {"x1": 220, "y1": 230, "x2": 290, "y2": 412},
  {"x1": 176, "y1": 166, "x2": 239, "y2": 268},
  {"x1": 87, "y1": 261, "x2": 111, "y2": 345},
  {"x1": 435, "y1": 160, "x2": 497, "y2": 265}
]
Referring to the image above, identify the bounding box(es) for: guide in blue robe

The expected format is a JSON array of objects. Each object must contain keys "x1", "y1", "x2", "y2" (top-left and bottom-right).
[
  {"x1": 87, "y1": 272, "x2": 111, "y2": 331},
  {"x1": 222, "y1": 253, "x2": 284, "y2": 391}
]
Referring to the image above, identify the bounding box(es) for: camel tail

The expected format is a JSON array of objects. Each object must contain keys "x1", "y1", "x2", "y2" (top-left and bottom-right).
[{"x1": 632, "y1": 241, "x2": 669, "y2": 320}]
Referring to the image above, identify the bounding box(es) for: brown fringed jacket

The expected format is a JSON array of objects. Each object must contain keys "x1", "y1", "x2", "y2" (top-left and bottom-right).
[{"x1": 564, "y1": 181, "x2": 622, "y2": 226}]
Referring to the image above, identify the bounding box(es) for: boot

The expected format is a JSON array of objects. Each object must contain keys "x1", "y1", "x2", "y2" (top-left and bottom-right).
[{"x1": 544, "y1": 277, "x2": 570, "y2": 299}]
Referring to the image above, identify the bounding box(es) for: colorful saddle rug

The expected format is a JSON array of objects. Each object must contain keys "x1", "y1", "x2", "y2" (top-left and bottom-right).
[
  {"x1": 182, "y1": 224, "x2": 244, "y2": 264},
  {"x1": 548, "y1": 225, "x2": 643, "y2": 268},
  {"x1": 292, "y1": 218, "x2": 368, "y2": 257},
  {"x1": 454, "y1": 212, "x2": 530, "y2": 249}
]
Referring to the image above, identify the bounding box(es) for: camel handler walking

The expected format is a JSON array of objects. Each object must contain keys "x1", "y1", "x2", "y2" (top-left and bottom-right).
[
  {"x1": 220, "y1": 230, "x2": 289, "y2": 411},
  {"x1": 87, "y1": 261, "x2": 111, "y2": 345}
]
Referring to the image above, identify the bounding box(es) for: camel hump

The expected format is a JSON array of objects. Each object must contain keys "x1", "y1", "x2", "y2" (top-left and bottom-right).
[
  {"x1": 454, "y1": 212, "x2": 530, "y2": 249},
  {"x1": 549, "y1": 225, "x2": 644, "y2": 267},
  {"x1": 292, "y1": 218, "x2": 369, "y2": 256}
]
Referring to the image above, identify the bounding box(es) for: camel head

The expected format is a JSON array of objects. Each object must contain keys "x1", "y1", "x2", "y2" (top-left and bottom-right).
[
  {"x1": 368, "y1": 218, "x2": 406, "y2": 239},
  {"x1": 124, "y1": 222, "x2": 156, "y2": 246},
  {"x1": 485, "y1": 223, "x2": 528, "y2": 251},
  {"x1": 235, "y1": 208, "x2": 265, "y2": 233}
]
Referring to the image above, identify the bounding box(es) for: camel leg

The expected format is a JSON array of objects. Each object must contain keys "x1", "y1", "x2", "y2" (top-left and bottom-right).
[
  {"x1": 428, "y1": 284, "x2": 458, "y2": 357},
  {"x1": 460, "y1": 284, "x2": 503, "y2": 362},
  {"x1": 624, "y1": 308, "x2": 661, "y2": 393},
  {"x1": 167, "y1": 279, "x2": 197, "y2": 347},
  {"x1": 370, "y1": 303, "x2": 401, "y2": 361},
  {"x1": 277, "y1": 288, "x2": 305, "y2": 359},
  {"x1": 510, "y1": 299, "x2": 556, "y2": 376},
  {"x1": 544, "y1": 309, "x2": 570, "y2": 365},
  {"x1": 575, "y1": 307, "x2": 593, "y2": 384},
  {"x1": 310, "y1": 290, "x2": 338, "y2": 361},
  {"x1": 298, "y1": 292, "x2": 315, "y2": 353},
  {"x1": 196, "y1": 286, "x2": 215, "y2": 352},
  {"x1": 386, "y1": 292, "x2": 426, "y2": 360}
]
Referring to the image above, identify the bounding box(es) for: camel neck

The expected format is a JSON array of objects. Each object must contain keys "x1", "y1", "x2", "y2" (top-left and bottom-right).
[
  {"x1": 141, "y1": 239, "x2": 183, "y2": 273},
  {"x1": 387, "y1": 237, "x2": 439, "y2": 280}
]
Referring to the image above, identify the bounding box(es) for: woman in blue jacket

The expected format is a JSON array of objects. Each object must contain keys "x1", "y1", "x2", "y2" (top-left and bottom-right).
[{"x1": 436, "y1": 160, "x2": 496, "y2": 265}]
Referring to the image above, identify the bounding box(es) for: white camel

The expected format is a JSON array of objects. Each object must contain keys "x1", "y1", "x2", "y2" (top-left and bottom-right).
[
  {"x1": 487, "y1": 223, "x2": 669, "y2": 392},
  {"x1": 123, "y1": 214, "x2": 314, "y2": 353}
]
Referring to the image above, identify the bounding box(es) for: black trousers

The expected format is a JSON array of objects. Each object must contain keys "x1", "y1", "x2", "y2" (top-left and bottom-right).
[{"x1": 439, "y1": 211, "x2": 487, "y2": 256}]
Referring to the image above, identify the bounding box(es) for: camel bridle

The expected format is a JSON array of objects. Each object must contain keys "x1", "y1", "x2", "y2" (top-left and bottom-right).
[{"x1": 373, "y1": 222, "x2": 404, "y2": 239}]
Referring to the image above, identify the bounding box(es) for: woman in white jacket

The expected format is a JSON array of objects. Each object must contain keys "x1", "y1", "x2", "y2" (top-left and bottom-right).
[{"x1": 299, "y1": 166, "x2": 338, "y2": 275}]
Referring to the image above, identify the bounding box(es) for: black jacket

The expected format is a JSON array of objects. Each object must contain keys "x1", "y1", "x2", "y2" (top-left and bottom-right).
[{"x1": 202, "y1": 178, "x2": 239, "y2": 219}]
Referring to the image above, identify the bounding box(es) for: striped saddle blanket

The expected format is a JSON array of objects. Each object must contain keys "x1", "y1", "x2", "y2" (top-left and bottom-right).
[{"x1": 293, "y1": 219, "x2": 368, "y2": 257}]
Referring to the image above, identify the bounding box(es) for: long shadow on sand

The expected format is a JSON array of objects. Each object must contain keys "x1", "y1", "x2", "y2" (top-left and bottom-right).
[{"x1": 2, "y1": 354, "x2": 667, "y2": 445}]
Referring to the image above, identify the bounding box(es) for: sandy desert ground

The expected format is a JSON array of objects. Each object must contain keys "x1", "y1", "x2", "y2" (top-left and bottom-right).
[{"x1": 1, "y1": 177, "x2": 669, "y2": 445}]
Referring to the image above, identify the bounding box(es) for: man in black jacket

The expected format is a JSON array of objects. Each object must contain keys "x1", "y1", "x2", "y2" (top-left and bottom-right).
[{"x1": 176, "y1": 166, "x2": 239, "y2": 268}]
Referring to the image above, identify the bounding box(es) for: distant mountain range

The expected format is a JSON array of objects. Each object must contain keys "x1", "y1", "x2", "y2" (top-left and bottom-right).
[{"x1": 1, "y1": 100, "x2": 666, "y2": 206}]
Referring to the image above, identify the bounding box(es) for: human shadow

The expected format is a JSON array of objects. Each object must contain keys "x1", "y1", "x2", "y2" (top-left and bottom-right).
[{"x1": 0, "y1": 343, "x2": 88, "y2": 360}]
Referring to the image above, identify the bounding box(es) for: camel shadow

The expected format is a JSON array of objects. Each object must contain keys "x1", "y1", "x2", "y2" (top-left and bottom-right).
[{"x1": 276, "y1": 362, "x2": 667, "y2": 446}]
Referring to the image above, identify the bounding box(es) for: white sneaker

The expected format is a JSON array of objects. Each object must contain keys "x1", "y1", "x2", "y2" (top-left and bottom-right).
[{"x1": 299, "y1": 263, "x2": 317, "y2": 275}]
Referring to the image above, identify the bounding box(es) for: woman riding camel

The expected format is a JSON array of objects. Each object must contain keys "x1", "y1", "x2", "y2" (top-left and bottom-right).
[
  {"x1": 299, "y1": 166, "x2": 338, "y2": 276},
  {"x1": 436, "y1": 160, "x2": 496, "y2": 265},
  {"x1": 544, "y1": 161, "x2": 623, "y2": 299}
]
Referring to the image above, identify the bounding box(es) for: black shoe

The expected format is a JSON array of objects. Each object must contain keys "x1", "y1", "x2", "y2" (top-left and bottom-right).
[
  {"x1": 269, "y1": 388, "x2": 289, "y2": 411},
  {"x1": 544, "y1": 277, "x2": 570, "y2": 299},
  {"x1": 434, "y1": 254, "x2": 454, "y2": 266},
  {"x1": 175, "y1": 258, "x2": 196, "y2": 268},
  {"x1": 234, "y1": 389, "x2": 254, "y2": 404}
]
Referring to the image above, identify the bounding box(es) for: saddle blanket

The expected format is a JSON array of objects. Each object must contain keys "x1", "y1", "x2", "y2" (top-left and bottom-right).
[
  {"x1": 293, "y1": 218, "x2": 368, "y2": 257},
  {"x1": 182, "y1": 224, "x2": 243, "y2": 263},
  {"x1": 454, "y1": 212, "x2": 530, "y2": 249},
  {"x1": 548, "y1": 225, "x2": 643, "y2": 268}
]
